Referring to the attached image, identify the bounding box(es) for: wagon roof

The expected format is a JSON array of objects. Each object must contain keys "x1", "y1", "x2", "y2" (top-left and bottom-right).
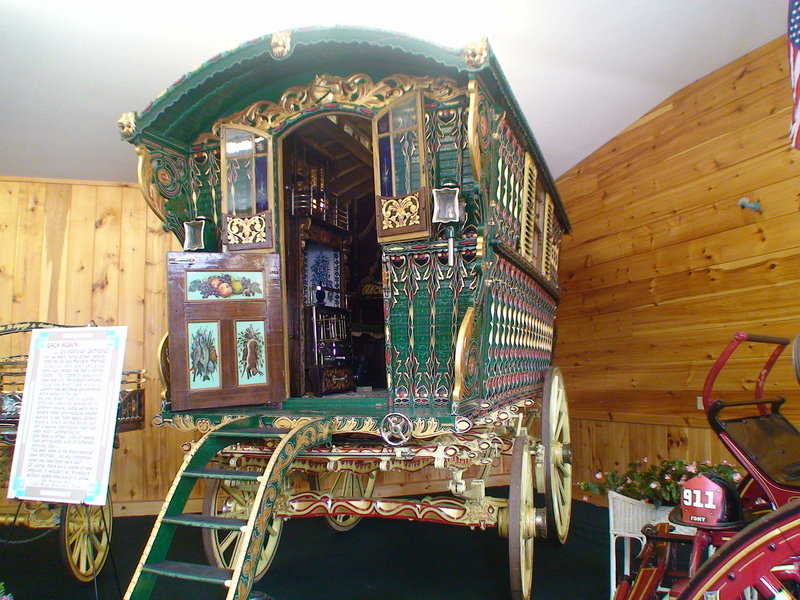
[{"x1": 128, "y1": 26, "x2": 567, "y2": 229}]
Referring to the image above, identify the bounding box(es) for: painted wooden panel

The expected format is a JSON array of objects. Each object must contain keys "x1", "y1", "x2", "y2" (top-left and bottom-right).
[{"x1": 556, "y1": 37, "x2": 799, "y2": 493}]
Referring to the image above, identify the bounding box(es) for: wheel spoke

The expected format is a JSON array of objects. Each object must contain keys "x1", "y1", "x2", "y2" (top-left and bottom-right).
[{"x1": 217, "y1": 529, "x2": 238, "y2": 555}]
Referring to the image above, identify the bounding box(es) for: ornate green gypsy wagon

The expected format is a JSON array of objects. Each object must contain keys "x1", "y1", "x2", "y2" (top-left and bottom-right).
[{"x1": 118, "y1": 27, "x2": 572, "y2": 600}]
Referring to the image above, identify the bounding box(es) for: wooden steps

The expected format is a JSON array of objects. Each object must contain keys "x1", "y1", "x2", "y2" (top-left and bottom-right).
[{"x1": 124, "y1": 417, "x2": 331, "y2": 600}]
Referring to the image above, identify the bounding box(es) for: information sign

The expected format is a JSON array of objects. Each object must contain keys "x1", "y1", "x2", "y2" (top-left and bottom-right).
[{"x1": 7, "y1": 326, "x2": 127, "y2": 505}]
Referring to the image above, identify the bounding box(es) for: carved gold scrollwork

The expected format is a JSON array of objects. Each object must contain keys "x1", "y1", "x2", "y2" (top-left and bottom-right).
[
  {"x1": 380, "y1": 193, "x2": 422, "y2": 230},
  {"x1": 215, "y1": 73, "x2": 466, "y2": 136},
  {"x1": 135, "y1": 145, "x2": 167, "y2": 224},
  {"x1": 226, "y1": 215, "x2": 266, "y2": 244}
]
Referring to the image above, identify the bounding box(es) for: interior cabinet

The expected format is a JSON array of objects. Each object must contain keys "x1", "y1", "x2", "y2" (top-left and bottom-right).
[{"x1": 305, "y1": 304, "x2": 355, "y2": 394}]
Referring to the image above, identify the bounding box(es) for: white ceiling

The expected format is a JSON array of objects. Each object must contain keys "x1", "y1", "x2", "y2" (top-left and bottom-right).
[{"x1": 0, "y1": 0, "x2": 788, "y2": 184}]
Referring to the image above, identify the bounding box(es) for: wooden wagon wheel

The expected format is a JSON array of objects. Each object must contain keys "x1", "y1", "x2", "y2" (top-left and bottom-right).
[
  {"x1": 537, "y1": 366, "x2": 572, "y2": 545},
  {"x1": 509, "y1": 434, "x2": 536, "y2": 600},
  {"x1": 676, "y1": 500, "x2": 800, "y2": 599},
  {"x1": 59, "y1": 496, "x2": 112, "y2": 583},
  {"x1": 793, "y1": 334, "x2": 800, "y2": 385},
  {"x1": 202, "y1": 476, "x2": 283, "y2": 581},
  {"x1": 309, "y1": 469, "x2": 377, "y2": 532}
]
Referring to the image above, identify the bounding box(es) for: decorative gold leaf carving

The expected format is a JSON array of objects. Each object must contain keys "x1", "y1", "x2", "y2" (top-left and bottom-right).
[
  {"x1": 117, "y1": 112, "x2": 137, "y2": 139},
  {"x1": 226, "y1": 215, "x2": 267, "y2": 244},
  {"x1": 214, "y1": 73, "x2": 465, "y2": 136},
  {"x1": 380, "y1": 193, "x2": 422, "y2": 230},
  {"x1": 464, "y1": 38, "x2": 489, "y2": 69},
  {"x1": 270, "y1": 30, "x2": 292, "y2": 59},
  {"x1": 135, "y1": 145, "x2": 167, "y2": 224}
]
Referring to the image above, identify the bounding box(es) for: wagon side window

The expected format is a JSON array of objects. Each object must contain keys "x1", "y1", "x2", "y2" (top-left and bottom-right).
[
  {"x1": 221, "y1": 126, "x2": 270, "y2": 216},
  {"x1": 520, "y1": 153, "x2": 541, "y2": 265},
  {"x1": 373, "y1": 91, "x2": 427, "y2": 196},
  {"x1": 372, "y1": 91, "x2": 431, "y2": 242},
  {"x1": 541, "y1": 191, "x2": 557, "y2": 278},
  {"x1": 519, "y1": 152, "x2": 558, "y2": 278}
]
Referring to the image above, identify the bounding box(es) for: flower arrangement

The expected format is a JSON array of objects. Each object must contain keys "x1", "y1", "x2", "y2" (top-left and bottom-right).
[{"x1": 579, "y1": 458, "x2": 742, "y2": 507}]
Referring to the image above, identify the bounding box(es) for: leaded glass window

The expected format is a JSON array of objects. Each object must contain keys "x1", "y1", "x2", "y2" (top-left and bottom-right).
[
  {"x1": 373, "y1": 91, "x2": 427, "y2": 198},
  {"x1": 222, "y1": 126, "x2": 269, "y2": 216}
]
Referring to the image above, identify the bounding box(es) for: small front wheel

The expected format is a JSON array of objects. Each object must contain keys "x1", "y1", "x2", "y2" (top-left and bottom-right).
[
  {"x1": 509, "y1": 435, "x2": 536, "y2": 600},
  {"x1": 60, "y1": 495, "x2": 113, "y2": 583},
  {"x1": 202, "y1": 475, "x2": 283, "y2": 581}
]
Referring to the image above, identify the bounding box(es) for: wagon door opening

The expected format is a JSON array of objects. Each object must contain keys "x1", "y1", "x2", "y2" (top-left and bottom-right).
[{"x1": 282, "y1": 114, "x2": 387, "y2": 398}]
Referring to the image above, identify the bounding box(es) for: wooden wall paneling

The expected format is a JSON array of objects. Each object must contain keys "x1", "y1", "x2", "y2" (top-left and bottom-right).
[
  {"x1": 91, "y1": 185, "x2": 122, "y2": 327},
  {"x1": 0, "y1": 181, "x2": 20, "y2": 357},
  {"x1": 64, "y1": 185, "x2": 97, "y2": 326},
  {"x1": 40, "y1": 183, "x2": 71, "y2": 323},
  {"x1": 562, "y1": 146, "x2": 800, "y2": 253},
  {"x1": 558, "y1": 38, "x2": 788, "y2": 206},
  {"x1": 561, "y1": 210, "x2": 800, "y2": 306},
  {"x1": 140, "y1": 207, "x2": 193, "y2": 501},
  {"x1": 569, "y1": 418, "x2": 594, "y2": 486},
  {"x1": 593, "y1": 90, "x2": 791, "y2": 201},
  {"x1": 12, "y1": 183, "x2": 46, "y2": 329},
  {"x1": 111, "y1": 185, "x2": 148, "y2": 502},
  {"x1": 559, "y1": 249, "x2": 800, "y2": 324},
  {"x1": 558, "y1": 319, "x2": 800, "y2": 369},
  {"x1": 556, "y1": 37, "x2": 799, "y2": 496},
  {"x1": 560, "y1": 172, "x2": 800, "y2": 278}
]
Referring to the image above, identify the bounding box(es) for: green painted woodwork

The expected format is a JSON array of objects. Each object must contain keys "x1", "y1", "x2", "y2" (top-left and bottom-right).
[
  {"x1": 126, "y1": 26, "x2": 570, "y2": 419},
  {"x1": 154, "y1": 396, "x2": 459, "y2": 433}
]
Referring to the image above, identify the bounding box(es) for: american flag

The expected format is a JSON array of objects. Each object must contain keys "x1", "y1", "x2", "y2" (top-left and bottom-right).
[{"x1": 790, "y1": 0, "x2": 800, "y2": 148}]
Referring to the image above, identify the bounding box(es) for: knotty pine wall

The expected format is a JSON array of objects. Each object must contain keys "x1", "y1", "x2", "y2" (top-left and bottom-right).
[
  {"x1": 556, "y1": 37, "x2": 800, "y2": 493},
  {"x1": 0, "y1": 178, "x2": 196, "y2": 515},
  {"x1": 0, "y1": 176, "x2": 503, "y2": 514}
]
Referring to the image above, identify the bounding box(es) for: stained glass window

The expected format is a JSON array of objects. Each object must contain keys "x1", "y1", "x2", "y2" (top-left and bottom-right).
[
  {"x1": 373, "y1": 92, "x2": 426, "y2": 198},
  {"x1": 223, "y1": 126, "x2": 269, "y2": 216}
]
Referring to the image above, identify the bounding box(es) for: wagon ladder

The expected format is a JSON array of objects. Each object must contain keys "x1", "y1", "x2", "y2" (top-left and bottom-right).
[{"x1": 124, "y1": 416, "x2": 332, "y2": 600}]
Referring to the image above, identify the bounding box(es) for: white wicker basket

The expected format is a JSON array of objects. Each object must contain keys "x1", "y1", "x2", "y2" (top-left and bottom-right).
[
  {"x1": 607, "y1": 491, "x2": 693, "y2": 599},
  {"x1": 608, "y1": 490, "x2": 672, "y2": 537}
]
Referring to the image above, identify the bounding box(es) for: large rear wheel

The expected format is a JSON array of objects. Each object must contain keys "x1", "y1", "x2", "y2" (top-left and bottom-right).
[{"x1": 538, "y1": 366, "x2": 572, "y2": 544}]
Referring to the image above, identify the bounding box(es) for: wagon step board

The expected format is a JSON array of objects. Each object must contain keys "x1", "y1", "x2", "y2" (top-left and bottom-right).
[
  {"x1": 124, "y1": 417, "x2": 331, "y2": 600},
  {"x1": 141, "y1": 560, "x2": 231, "y2": 584},
  {"x1": 161, "y1": 513, "x2": 247, "y2": 530},
  {"x1": 183, "y1": 467, "x2": 261, "y2": 481}
]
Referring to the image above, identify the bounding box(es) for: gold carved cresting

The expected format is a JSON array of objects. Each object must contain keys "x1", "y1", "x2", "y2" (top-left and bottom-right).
[
  {"x1": 118, "y1": 112, "x2": 137, "y2": 138},
  {"x1": 214, "y1": 73, "x2": 466, "y2": 136}
]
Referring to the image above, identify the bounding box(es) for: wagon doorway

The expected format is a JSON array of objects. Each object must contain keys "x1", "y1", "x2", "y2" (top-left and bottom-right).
[{"x1": 281, "y1": 114, "x2": 387, "y2": 398}]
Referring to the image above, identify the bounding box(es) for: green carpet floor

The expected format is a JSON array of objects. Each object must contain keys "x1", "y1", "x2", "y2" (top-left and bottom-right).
[{"x1": 0, "y1": 497, "x2": 609, "y2": 599}]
